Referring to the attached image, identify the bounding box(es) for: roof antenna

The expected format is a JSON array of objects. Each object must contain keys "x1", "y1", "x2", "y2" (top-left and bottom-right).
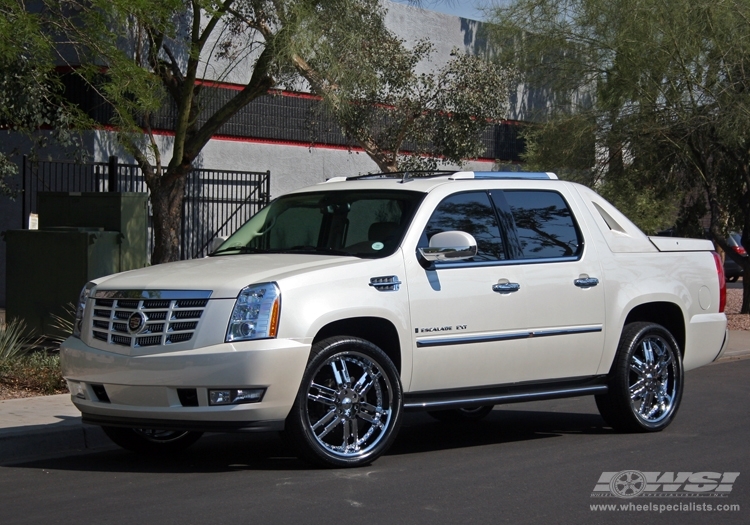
[{"x1": 399, "y1": 172, "x2": 414, "y2": 184}]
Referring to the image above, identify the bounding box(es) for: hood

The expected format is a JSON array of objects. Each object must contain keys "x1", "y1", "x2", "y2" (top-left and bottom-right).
[{"x1": 93, "y1": 254, "x2": 361, "y2": 298}]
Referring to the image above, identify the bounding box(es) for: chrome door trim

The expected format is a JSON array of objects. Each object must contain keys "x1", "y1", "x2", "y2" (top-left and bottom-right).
[{"x1": 416, "y1": 325, "x2": 603, "y2": 348}]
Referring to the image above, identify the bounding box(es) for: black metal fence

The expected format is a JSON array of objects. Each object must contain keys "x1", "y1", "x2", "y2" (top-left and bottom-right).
[
  {"x1": 21, "y1": 156, "x2": 271, "y2": 259},
  {"x1": 181, "y1": 167, "x2": 270, "y2": 258}
]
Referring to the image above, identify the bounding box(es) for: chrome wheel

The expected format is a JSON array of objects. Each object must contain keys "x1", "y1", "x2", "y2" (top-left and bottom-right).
[
  {"x1": 287, "y1": 336, "x2": 403, "y2": 467},
  {"x1": 628, "y1": 334, "x2": 678, "y2": 424},
  {"x1": 596, "y1": 322, "x2": 683, "y2": 432},
  {"x1": 306, "y1": 353, "x2": 393, "y2": 457}
]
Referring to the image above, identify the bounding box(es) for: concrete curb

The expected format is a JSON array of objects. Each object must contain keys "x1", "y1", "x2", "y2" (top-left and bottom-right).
[
  {"x1": 0, "y1": 394, "x2": 115, "y2": 465},
  {"x1": 718, "y1": 329, "x2": 750, "y2": 361},
  {"x1": 0, "y1": 423, "x2": 113, "y2": 465}
]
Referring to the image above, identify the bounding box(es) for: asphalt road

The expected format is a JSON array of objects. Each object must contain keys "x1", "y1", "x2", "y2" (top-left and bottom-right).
[{"x1": 1, "y1": 359, "x2": 748, "y2": 525}]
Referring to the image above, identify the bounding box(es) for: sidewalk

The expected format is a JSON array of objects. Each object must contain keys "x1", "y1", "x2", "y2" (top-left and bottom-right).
[
  {"x1": 0, "y1": 331, "x2": 748, "y2": 465},
  {"x1": 0, "y1": 395, "x2": 114, "y2": 464}
]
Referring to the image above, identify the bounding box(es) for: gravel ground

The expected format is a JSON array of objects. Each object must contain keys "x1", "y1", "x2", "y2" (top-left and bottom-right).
[{"x1": 726, "y1": 287, "x2": 750, "y2": 330}]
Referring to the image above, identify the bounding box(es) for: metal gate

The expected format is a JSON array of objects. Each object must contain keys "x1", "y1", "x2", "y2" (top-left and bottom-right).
[
  {"x1": 20, "y1": 155, "x2": 270, "y2": 259},
  {"x1": 181, "y1": 167, "x2": 270, "y2": 258}
]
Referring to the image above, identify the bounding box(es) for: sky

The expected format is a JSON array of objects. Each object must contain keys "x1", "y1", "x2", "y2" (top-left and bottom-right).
[{"x1": 390, "y1": 1, "x2": 494, "y2": 22}]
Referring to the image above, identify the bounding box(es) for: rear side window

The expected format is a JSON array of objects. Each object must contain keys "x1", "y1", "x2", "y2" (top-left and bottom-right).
[{"x1": 500, "y1": 190, "x2": 581, "y2": 259}]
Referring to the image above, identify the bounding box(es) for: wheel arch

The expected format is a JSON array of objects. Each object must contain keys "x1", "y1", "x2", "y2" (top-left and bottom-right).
[
  {"x1": 623, "y1": 301, "x2": 686, "y2": 356},
  {"x1": 312, "y1": 316, "x2": 402, "y2": 374}
]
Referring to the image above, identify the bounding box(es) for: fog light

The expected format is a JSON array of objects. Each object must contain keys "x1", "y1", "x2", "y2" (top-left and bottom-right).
[
  {"x1": 209, "y1": 388, "x2": 265, "y2": 406},
  {"x1": 234, "y1": 389, "x2": 264, "y2": 403},
  {"x1": 67, "y1": 381, "x2": 86, "y2": 400}
]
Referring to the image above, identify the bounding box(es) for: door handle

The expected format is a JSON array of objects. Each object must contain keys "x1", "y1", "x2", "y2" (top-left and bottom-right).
[
  {"x1": 492, "y1": 282, "x2": 521, "y2": 294},
  {"x1": 574, "y1": 277, "x2": 599, "y2": 288}
]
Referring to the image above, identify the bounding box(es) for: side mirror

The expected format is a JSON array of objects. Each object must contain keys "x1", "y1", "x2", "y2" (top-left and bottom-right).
[{"x1": 419, "y1": 231, "x2": 478, "y2": 262}]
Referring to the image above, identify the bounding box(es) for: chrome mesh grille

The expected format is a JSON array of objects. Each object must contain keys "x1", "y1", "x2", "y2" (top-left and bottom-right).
[{"x1": 90, "y1": 296, "x2": 208, "y2": 348}]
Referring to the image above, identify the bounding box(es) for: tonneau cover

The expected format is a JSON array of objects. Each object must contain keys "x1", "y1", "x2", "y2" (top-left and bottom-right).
[{"x1": 649, "y1": 236, "x2": 715, "y2": 252}]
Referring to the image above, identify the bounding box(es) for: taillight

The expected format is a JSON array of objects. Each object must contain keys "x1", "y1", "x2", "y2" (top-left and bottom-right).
[
  {"x1": 732, "y1": 245, "x2": 746, "y2": 256},
  {"x1": 712, "y1": 251, "x2": 726, "y2": 313}
]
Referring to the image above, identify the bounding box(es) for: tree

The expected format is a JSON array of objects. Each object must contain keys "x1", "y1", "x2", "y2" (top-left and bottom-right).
[
  {"x1": 45, "y1": 0, "x2": 282, "y2": 263},
  {"x1": 0, "y1": 0, "x2": 84, "y2": 198},
  {"x1": 46, "y1": 0, "x2": 415, "y2": 262},
  {"x1": 287, "y1": 2, "x2": 513, "y2": 172},
  {"x1": 13, "y1": 0, "x2": 510, "y2": 263},
  {"x1": 488, "y1": 0, "x2": 750, "y2": 311}
]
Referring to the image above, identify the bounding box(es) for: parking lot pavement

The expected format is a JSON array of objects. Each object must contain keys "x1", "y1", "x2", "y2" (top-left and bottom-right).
[{"x1": 0, "y1": 330, "x2": 748, "y2": 466}]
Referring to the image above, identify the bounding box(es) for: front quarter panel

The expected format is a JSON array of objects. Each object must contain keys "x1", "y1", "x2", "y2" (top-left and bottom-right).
[{"x1": 275, "y1": 252, "x2": 413, "y2": 389}]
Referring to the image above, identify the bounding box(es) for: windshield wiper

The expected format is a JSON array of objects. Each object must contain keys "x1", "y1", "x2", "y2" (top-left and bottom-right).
[
  {"x1": 271, "y1": 246, "x2": 352, "y2": 256},
  {"x1": 210, "y1": 246, "x2": 267, "y2": 256},
  {"x1": 212, "y1": 245, "x2": 353, "y2": 257}
]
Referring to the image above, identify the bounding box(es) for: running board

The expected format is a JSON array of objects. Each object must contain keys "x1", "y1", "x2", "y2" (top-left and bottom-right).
[{"x1": 403, "y1": 377, "x2": 608, "y2": 411}]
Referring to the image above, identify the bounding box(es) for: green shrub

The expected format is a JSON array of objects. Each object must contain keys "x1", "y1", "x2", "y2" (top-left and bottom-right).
[
  {"x1": 0, "y1": 319, "x2": 34, "y2": 364},
  {"x1": 0, "y1": 318, "x2": 67, "y2": 396},
  {"x1": 0, "y1": 351, "x2": 67, "y2": 395},
  {"x1": 48, "y1": 303, "x2": 76, "y2": 345}
]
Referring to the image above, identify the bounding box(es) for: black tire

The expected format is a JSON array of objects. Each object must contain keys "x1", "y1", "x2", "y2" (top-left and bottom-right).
[
  {"x1": 596, "y1": 322, "x2": 683, "y2": 432},
  {"x1": 286, "y1": 336, "x2": 403, "y2": 468},
  {"x1": 427, "y1": 406, "x2": 494, "y2": 423},
  {"x1": 727, "y1": 275, "x2": 739, "y2": 283},
  {"x1": 102, "y1": 426, "x2": 203, "y2": 454}
]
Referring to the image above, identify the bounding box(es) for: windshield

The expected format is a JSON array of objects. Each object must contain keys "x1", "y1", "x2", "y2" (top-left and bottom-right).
[{"x1": 211, "y1": 190, "x2": 424, "y2": 258}]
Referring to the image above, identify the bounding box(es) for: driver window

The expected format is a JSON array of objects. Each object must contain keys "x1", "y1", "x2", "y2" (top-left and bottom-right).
[
  {"x1": 344, "y1": 199, "x2": 403, "y2": 247},
  {"x1": 421, "y1": 191, "x2": 505, "y2": 262},
  {"x1": 267, "y1": 207, "x2": 323, "y2": 248}
]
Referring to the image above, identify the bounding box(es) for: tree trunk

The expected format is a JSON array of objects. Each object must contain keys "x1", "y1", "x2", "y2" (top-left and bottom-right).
[
  {"x1": 740, "y1": 254, "x2": 750, "y2": 314},
  {"x1": 739, "y1": 210, "x2": 750, "y2": 313},
  {"x1": 149, "y1": 174, "x2": 187, "y2": 264}
]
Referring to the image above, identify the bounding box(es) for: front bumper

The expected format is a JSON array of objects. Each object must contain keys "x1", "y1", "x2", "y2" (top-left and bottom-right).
[{"x1": 60, "y1": 336, "x2": 311, "y2": 430}]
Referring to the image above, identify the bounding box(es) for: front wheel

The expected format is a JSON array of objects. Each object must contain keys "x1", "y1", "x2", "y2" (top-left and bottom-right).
[
  {"x1": 286, "y1": 336, "x2": 403, "y2": 468},
  {"x1": 102, "y1": 427, "x2": 203, "y2": 454},
  {"x1": 596, "y1": 322, "x2": 683, "y2": 432}
]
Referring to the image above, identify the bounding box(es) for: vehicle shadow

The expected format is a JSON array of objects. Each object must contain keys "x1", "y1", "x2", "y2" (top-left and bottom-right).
[
  {"x1": 387, "y1": 409, "x2": 609, "y2": 456},
  {"x1": 6, "y1": 409, "x2": 611, "y2": 474}
]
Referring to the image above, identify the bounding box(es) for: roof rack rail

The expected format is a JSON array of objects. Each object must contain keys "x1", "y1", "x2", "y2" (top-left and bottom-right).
[
  {"x1": 449, "y1": 171, "x2": 558, "y2": 180},
  {"x1": 324, "y1": 170, "x2": 558, "y2": 183},
  {"x1": 344, "y1": 170, "x2": 454, "y2": 183}
]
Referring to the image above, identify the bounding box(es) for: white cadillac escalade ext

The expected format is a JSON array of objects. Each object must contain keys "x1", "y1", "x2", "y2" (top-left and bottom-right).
[{"x1": 61, "y1": 171, "x2": 729, "y2": 467}]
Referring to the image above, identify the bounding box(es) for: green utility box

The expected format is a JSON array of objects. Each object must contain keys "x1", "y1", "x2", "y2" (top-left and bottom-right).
[
  {"x1": 3, "y1": 228, "x2": 121, "y2": 336},
  {"x1": 37, "y1": 192, "x2": 149, "y2": 271}
]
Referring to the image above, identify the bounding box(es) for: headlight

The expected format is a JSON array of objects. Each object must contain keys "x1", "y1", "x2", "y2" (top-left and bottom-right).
[
  {"x1": 226, "y1": 283, "x2": 281, "y2": 342},
  {"x1": 73, "y1": 282, "x2": 96, "y2": 338}
]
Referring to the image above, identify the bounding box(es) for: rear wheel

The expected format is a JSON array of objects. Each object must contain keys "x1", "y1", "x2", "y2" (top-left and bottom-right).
[
  {"x1": 596, "y1": 322, "x2": 683, "y2": 432},
  {"x1": 102, "y1": 427, "x2": 203, "y2": 454},
  {"x1": 286, "y1": 336, "x2": 403, "y2": 468},
  {"x1": 427, "y1": 406, "x2": 494, "y2": 423}
]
